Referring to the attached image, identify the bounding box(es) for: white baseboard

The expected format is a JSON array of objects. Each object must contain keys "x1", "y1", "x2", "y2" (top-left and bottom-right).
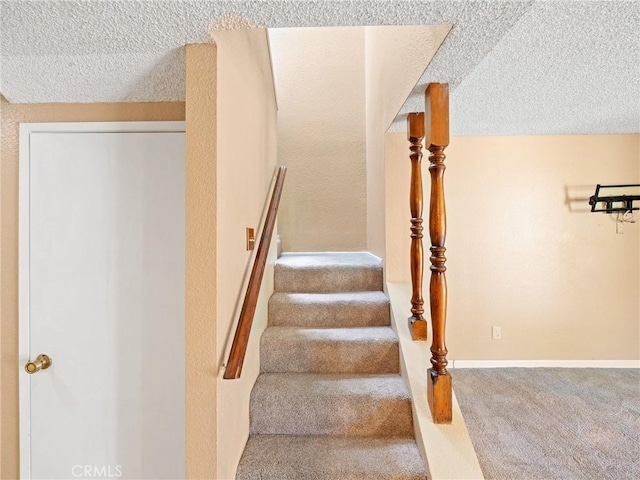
[{"x1": 450, "y1": 359, "x2": 640, "y2": 369}]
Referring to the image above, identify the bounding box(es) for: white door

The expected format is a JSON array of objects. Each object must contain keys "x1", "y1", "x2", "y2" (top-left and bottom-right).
[{"x1": 19, "y1": 123, "x2": 185, "y2": 480}]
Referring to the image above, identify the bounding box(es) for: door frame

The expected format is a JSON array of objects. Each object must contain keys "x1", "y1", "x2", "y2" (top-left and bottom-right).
[{"x1": 18, "y1": 121, "x2": 185, "y2": 478}]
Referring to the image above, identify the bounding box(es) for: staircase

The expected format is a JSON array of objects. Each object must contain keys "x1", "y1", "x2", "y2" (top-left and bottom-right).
[{"x1": 236, "y1": 252, "x2": 426, "y2": 480}]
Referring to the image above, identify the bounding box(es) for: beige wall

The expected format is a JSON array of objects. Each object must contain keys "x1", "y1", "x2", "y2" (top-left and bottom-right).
[
  {"x1": 208, "y1": 29, "x2": 278, "y2": 480},
  {"x1": 185, "y1": 44, "x2": 218, "y2": 479},
  {"x1": 0, "y1": 98, "x2": 185, "y2": 479},
  {"x1": 269, "y1": 25, "x2": 450, "y2": 254},
  {"x1": 385, "y1": 133, "x2": 640, "y2": 360},
  {"x1": 186, "y1": 30, "x2": 277, "y2": 480},
  {"x1": 364, "y1": 25, "x2": 450, "y2": 259},
  {"x1": 269, "y1": 27, "x2": 367, "y2": 252}
]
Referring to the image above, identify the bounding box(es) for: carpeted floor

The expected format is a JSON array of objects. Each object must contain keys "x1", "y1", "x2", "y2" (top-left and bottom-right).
[{"x1": 453, "y1": 368, "x2": 640, "y2": 480}]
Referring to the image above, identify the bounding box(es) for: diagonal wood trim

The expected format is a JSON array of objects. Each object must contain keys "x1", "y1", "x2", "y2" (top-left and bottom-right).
[{"x1": 224, "y1": 166, "x2": 287, "y2": 379}]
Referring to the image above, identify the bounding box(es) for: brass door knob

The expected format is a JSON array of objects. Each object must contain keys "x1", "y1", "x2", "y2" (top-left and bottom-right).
[{"x1": 25, "y1": 354, "x2": 52, "y2": 374}]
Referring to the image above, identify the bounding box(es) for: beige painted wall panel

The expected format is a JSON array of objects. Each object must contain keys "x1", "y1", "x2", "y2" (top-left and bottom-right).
[
  {"x1": 385, "y1": 133, "x2": 640, "y2": 360},
  {"x1": 185, "y1": 44, "x2": 218, "y2": 479},
  {"x1": 1, "y1": 98, "x2": 185, "y2": 480},
  {"x1": 365, "y1": 25, "x2": 450, "y2": 259},
  {"x1": 269, "y1": 27, "x2": 367, "y2": 252},
  {"x1": 210, "y1": 28, "x2": 278, "y2": 480}
]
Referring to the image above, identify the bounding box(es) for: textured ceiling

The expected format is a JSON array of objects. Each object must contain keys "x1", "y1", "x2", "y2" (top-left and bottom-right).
[
  {"x1": 391, "y1": 0, "x2": 640, "y2": 135},
  {"x1": 1, "y1": 1, "x2": 638, "y2": 135}
]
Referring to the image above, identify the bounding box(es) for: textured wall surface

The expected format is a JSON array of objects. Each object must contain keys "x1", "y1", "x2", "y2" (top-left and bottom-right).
[
  {"x1": 385, "y1": 133, "x2": 640, "y2": 361},
  {"x1": 210, "y1": 28, "x2": 278, "y2": 480},
  {"x1": 364, "y1": 24, "x2": 451, "y2": 260},
  {"x1": 271, "y1": 25, "x2": 451, "y2": 254},
  {"x1": 0, "y1": 98, "x2": 185, "y2": 480},
  {"x1": 269, "y1": 27, "x2": 367, "y2": 252},
  {"x1": 185, "y1": 31, "x2": 277, "y2": 480},
  {"x1": 184, "y1": 44, "x2": 218, "y2": 480}
]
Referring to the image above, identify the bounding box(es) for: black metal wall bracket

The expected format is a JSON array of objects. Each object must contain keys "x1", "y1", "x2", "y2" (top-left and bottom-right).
[{"x1": 589, "y1": 184, "x2": 640, "y2": 213}]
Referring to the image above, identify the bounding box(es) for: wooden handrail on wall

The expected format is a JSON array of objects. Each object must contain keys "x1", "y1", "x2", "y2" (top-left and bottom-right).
[
  {"x1": 223, "y1": 166, "x2": 287, "y2": 380},
  {"x1": 407, "y1": 83, "x2": 452, "y2": 424}
]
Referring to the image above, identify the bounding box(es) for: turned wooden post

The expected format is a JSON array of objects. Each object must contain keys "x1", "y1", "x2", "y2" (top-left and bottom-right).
[
  {"x1": 425, "y1": 83, "x2": 452, "y2": 424},
  {"x1": 407, "y1": 113, "x2": 428, "y2": 341}
]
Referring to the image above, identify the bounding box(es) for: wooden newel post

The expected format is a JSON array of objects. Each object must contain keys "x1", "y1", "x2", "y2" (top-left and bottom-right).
[
  {"x1": 425, "y1": 83, "x2": 452, "y2": 424},
  {"x1": 407, "y1": 112, "x2": 428, "y2": 341}
]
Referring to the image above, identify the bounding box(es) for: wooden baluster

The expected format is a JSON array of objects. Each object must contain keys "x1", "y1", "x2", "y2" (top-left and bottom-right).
[
  {"x1": 407, "y1": 112, "x2": 428, "y2": 341},
  {"x1": 425, "y1": 83, "x2": 452, "y2": 424}
]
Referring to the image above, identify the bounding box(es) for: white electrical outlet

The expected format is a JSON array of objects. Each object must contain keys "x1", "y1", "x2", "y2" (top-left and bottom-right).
[
  {"x1": 616, "y1": 222, "x2": 624, "y2": 234},
  {"x1": 492, "y1": 326, "x2": 502, "y2": 340}
]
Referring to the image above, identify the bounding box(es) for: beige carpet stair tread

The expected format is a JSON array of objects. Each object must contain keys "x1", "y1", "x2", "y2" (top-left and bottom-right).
[
  {"x1": 260, "y1": 326, "x2": 399, "y2": 373},
  {"x1": 240, "y1": 251, "x2": 425, "y2": 479},
  {"x1": 236, "y1": 435, "x2": 427, "y2": 480},
  {"x1": 250, "y1": 373, "x2": 413, "y2": 436},
  {"x1": 275, "y1": 252, "x2": 383, "y2": 293},
  {"x1": 269, "y1": 291, "x2": 390, "y2": 327}
]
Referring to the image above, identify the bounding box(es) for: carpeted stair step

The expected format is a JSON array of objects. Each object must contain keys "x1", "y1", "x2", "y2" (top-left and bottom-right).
[
  {"x1": 236, "y1": 435, "x2": 427, "y2": 480},
  {"x1": 268, "y1": 291, "x2": 390, "y2": 327},
  {"x1": 275, "y1": 252, "x2": 383, "y2": 293},
  {"x1": 260, "y1": 326, "x2": 399, "y2": 373},
  {"x1": 238, "y1": 250, "x2": 425, "y2": 479},
  {"x1": 250, "y1": 373, "x2": 413, "y2": 436}
]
